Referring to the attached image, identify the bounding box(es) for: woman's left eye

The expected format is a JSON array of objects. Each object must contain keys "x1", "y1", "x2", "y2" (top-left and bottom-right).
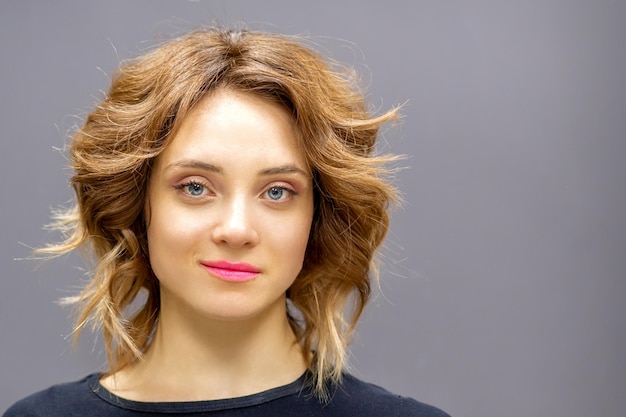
[{"x1": 265, "y1": 186, "x2": 293, "y2": 201}]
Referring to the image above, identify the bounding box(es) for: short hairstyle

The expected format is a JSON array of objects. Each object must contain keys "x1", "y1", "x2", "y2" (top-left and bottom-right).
[{"x1": 44, "y1": 27, "x2": 399, "y2": 398}]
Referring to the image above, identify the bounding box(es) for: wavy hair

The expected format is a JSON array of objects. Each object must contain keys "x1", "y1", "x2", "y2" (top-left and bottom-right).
[{"x1": 43, "y1": 27, "x2": 400, "y2": 398}]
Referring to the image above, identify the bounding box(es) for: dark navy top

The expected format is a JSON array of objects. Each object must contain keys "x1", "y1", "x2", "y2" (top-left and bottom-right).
[{"x1": 4, "y1": 372, "x2": 450, "y2": 416}]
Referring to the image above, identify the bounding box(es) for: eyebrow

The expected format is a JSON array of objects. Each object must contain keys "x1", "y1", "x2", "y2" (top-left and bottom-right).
[
  {"x1": 166, "y1": 160, "x2": 222, "y2": 173},
  {"x1": 165, "y1": 159, "x2": 309, "y2": 178},
  {"x1": 259, "y1": 165, "x2": 310, "y2": 178}
]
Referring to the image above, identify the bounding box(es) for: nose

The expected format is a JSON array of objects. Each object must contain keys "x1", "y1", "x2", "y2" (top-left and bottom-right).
[{"x1": 210, "y1": 196, "x2": 259, "y2": 248}]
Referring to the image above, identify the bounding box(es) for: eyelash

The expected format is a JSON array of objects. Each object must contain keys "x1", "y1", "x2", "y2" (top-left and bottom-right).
[
  {"x1": 173, "y1": 181, "x2": 297, "y2": 202},
  {"x1": 264, "y1": 186, "x2": 297, "y2": 202},
  {"x1": 174, "y1": 180, "x2": 210, "y2": 197}
]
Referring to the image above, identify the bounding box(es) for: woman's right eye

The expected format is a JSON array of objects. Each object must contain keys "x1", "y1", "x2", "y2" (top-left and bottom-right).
[
  {"x1": 186, "y1": 182, "x2": 205, "y2": 196},
  {"x1": 175, "y1": 181, "x2": 207, "y2": 197}
]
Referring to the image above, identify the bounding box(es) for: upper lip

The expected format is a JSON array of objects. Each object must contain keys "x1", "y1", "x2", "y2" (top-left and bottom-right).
[{"x1": 201, "y1": 260, "x2": 261, "y2": 273}]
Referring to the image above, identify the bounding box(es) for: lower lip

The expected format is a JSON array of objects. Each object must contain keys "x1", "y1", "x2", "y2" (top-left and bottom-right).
[{"x1": 202, "y1": 265, "x2": 259, "y2": 282}]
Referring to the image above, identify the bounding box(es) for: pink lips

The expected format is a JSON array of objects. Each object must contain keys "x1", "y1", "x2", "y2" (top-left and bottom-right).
[{"x1": 201, "y1": 261, "x2": 260, "y2": 282}]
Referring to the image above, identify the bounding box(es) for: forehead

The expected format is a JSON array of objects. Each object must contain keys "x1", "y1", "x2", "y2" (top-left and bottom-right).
[{"x1": 156, "y1": 90, "x2": 310, "y2": 173}]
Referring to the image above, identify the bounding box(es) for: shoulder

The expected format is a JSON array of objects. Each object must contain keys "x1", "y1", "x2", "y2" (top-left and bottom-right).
[
  {"x1": 3, "y1": 374, "x2": 105, "y2": 417},
  {"x1": 324, "y1": 373, "x2": 450, "y2": 417}
]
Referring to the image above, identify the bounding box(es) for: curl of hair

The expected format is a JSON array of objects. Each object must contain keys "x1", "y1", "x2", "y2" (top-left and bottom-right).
[{"x1": 41, "y1": 27, "x2": 400, "y2": 399}]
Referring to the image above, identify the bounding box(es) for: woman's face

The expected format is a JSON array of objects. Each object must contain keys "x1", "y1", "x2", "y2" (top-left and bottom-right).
[{"x1": 146, "y1": 90, "x2": 314, "y2": 323}]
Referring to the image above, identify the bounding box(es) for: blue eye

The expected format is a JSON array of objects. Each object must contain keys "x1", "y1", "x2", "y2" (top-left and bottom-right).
[
  {"x1": 185, "y1": 182, "x2": 205, "y2": 196},
  {"x1": 267, "y1": 187, "x2": 285, "y2": 201}
]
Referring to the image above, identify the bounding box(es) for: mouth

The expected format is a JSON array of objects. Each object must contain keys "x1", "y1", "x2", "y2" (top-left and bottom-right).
[{"x1": 200, "y1": 261, "x2": 260, "y2": 282}]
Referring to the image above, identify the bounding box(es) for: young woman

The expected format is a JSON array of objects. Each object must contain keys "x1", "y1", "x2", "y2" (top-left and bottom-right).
[{"x1": 4, "y1": 28, "x2": 449, "y2": 416}]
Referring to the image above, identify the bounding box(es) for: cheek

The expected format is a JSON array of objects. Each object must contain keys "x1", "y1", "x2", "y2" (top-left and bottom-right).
[
  {"x1": 147, "y1": 204, "x2": 204, "y2": 256},
  {"x1": 278, "y1": 213, "x2": 313, "y2": 262},
  {"x1": 147, "y1": 207, "x2": 207, "y2": 287}
]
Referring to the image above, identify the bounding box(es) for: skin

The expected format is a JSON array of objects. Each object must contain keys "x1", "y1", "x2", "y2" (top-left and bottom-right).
[{"x1": 100, "y1": 89, "x2": 314, "y2": 402}]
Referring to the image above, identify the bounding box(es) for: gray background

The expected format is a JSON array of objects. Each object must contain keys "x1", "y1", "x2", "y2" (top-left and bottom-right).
[{"x1": 1, "y1": 1, "x2": 625, "y2": 416}]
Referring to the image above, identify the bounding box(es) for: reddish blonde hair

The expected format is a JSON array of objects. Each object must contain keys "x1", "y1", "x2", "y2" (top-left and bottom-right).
[{"x1": 45, "y1": 27, "x2": 399, "y2": 398}]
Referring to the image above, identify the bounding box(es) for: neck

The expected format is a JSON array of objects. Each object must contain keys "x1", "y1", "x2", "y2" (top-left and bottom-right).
[{"x1": 102, "y1": 294, "x2": 308, "y2": 402}]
